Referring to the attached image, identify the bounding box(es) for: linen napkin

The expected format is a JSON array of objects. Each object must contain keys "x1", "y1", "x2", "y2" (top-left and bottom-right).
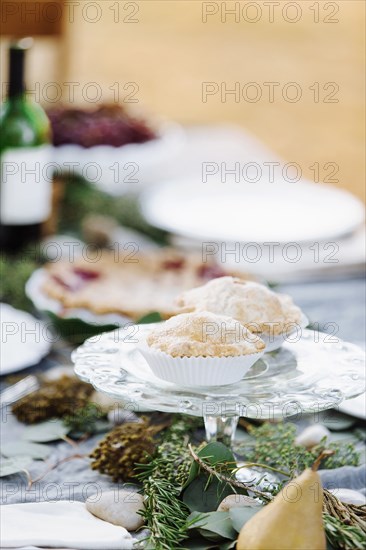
[{"x1": 0, "y1": 501, "x2": 136, "y2": 549}]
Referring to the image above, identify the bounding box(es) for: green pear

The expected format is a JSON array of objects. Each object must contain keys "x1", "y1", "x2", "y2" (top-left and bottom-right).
[{"x1": 237, "y1": 465, "x2": 326, "y2": 550}]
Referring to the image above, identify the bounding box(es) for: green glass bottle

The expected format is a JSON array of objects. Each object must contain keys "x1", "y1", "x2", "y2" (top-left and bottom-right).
[{"x1": 0, "y1": 38, "x2": 52, "y2": 254}]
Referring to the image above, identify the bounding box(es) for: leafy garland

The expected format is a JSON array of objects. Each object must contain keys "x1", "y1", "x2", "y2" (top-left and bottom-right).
[{"x1": 132, "y1": 420, "x2": 365, "y2": 550}]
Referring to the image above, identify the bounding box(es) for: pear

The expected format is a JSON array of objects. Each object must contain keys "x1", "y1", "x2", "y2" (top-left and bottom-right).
[{"x1": 236, "y1": 462, "x2": 326, "y2": 550}]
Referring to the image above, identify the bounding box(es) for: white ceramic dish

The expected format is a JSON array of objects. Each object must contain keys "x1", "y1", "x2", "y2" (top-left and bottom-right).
[
  {"x1": 54, "y1": 122, "x2": 185, "y2": 195},
  {"x1": 141, "y1": 179, "x2": 365, "y2": 243},
  {"x1": 0, "y1": 303, "x2": 51, "y2": 374}
]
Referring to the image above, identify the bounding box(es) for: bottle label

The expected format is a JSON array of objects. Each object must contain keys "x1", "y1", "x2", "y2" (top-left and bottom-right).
[{"x1": 0, "y1": 145, "x2": 52, "y2": 224}]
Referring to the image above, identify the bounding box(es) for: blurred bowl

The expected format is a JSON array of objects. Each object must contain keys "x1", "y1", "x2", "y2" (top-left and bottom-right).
[{"x1": 53, "y1": 121, "x2": 185, "y2": 195}]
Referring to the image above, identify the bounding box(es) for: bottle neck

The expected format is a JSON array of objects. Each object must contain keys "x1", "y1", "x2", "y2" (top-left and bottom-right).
[{"x1": 8, "y1": 47, "x2": 26, "y2": 99}]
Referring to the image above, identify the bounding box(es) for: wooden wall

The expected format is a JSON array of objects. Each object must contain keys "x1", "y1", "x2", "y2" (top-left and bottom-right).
[{"x1": 0, "y1": 0, "x2": 364, "y2": 201}]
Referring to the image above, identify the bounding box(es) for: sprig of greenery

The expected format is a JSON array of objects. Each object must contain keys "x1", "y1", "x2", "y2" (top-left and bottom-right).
[
  {"x1": 0, "y1": 255, "x2": 39, "y2": 312},
  {"x1": 238, "y1": 422, "x2": 359, "y2": 477},
  {"x1": 314, "y1": 441, "x2": 360, "y2": 470},
  {"x1": 63, "y1": 403, "x2": 105, "y2": 434},
  {"x1": 136, "y1": 464, "x2": 192, "y2": 550},
  {"x1": 59, "y1": 177, "x2": 167, "y2": 243},
  {"x1": 134, "y1": 416, "x2": 201, "y2": 550},
  {"x1": 324, "y1": 514, "x2": 366, "y2": 550},
  {"x1": 187, "y1": 444, "x2": 270, "y2": 502}
]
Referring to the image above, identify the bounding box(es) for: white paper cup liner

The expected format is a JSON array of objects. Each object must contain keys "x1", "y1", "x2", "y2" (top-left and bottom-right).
[{"x1": 138, "y1": 344, "x2": 265, "y2": 387}]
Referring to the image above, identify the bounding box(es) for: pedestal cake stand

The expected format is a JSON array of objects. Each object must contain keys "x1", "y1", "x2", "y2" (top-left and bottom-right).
[{"x1": 72, "y1": 325, "x2": 365, "y2": 446}]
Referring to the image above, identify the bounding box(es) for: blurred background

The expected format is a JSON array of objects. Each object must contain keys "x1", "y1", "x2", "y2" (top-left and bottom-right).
[
  {"x1": 1, "y1": 0, "x2": 365, "y2": 200},
  {"x1": 0, "y1": 0, "x2": 365, "y2": 349}
]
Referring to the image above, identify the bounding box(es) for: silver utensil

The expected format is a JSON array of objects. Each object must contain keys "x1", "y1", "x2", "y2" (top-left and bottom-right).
[{"x1": 0, "y1": 375, "x2": 39, "y2": 407}]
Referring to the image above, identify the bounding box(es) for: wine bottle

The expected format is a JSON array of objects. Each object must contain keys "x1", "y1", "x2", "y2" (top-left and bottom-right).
[{"x1": 0, "y1": 38, "x2": 52, "y2": 254}]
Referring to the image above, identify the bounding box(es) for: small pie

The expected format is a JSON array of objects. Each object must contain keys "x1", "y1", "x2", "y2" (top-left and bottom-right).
[
  {"x1": 175, "y1": 276, "x2": 302, "y2": 336},
  {"x1": 41, "y1": 249, "x2": 246, "y2": 319},
  {"x1": 146, "y1": 311, "x2": 265, "y2": 358}
]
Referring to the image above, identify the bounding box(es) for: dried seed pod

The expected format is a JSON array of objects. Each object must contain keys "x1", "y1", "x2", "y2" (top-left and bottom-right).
[
  {"x1": 12, "y1": 375, "x2": 93, "y2": 424},
  {"x1": 90, "y1": 417, "x2": 163, "y2": 482}
]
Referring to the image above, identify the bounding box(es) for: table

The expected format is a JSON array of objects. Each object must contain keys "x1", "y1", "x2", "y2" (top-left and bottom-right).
[{"x1": 1, "y1": 276, "x2": 365, "y2": 506}]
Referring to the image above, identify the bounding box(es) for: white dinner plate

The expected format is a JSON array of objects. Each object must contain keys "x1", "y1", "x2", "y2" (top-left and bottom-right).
[
  {"x1": 141, "y1": 179, "x2": 365, "y2": 244},
  {"x1": 0, "y1": 303, "x2": 51, "y2": 375}
]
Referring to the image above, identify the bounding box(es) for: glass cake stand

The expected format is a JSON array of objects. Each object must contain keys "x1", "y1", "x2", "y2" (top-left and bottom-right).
[{"x1": 72, "y1": 325, "x2": 365, "y2": 446}]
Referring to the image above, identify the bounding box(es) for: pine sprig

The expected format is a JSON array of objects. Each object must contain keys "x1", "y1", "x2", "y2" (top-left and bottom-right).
[
  {"x1": 134, "y1": 417, "x2": 201, "y2": 550},
  {"x1": 136, "y1": 464, "x2": 191, "y2": 550}
]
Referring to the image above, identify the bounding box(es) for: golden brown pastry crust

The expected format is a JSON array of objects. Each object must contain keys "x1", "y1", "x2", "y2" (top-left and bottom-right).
[
  {"x1": 41, "y1": 249, "x2": 244, "y2": 319},
  {"x1": 176, "y1": 277, "x2": 303, "y2": 336},
  {"x1": 146, "y1": 311, "x2": 265, "y2": 357}
]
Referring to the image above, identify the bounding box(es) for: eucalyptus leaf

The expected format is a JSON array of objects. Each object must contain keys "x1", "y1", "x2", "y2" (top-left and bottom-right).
[
  {"x1": 1, "y1": 441, "x2": 50, "y2": 460},
  {"x1": 45, "y1": 310, "x2": 118, "y2": 344},
  {"x1": 67, "y1": 419, "x2": 112, "y2": 440},
  {"x1": 219, "y1": 541, "x2": 237, "y2": 549},
  {"x1": 136, "y1": 312, "x2": 162, "y2": 324},
  {"x1": 188, "y1": 511, "x2": 237, "y2": 541},
  {"x1": 0, "y1": 456, "x2": 32, "y2": 477},
  {"x1": 229, "y1": 506, "x2": 263, "y2": 533},
  {"x1": 22, "y1": 419, "x2": 69, "y2": 442},
  {"x1": 184, "y1": 442, "x2": 237, "y2": 489},
  {"x1": 93, "y1": 420, "x2": 114, "y2": 433},
  {"x1": 183, "y1": 475, "x2": 237, "y2": 513}
]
